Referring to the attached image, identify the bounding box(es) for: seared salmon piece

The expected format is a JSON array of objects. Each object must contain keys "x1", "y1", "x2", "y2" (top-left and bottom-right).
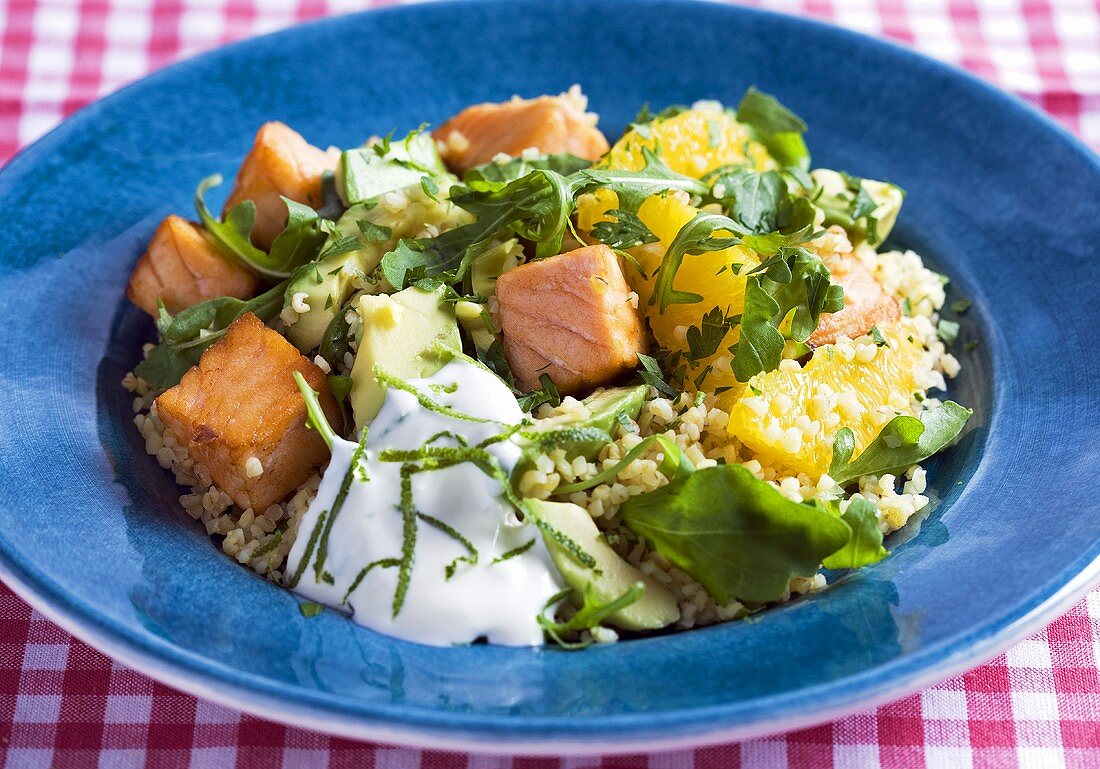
[
  {"x1": 496, "y1": 244, "x2": 647, "y2": 396},
  {"x1": 809, "y1": 252, "x2": 901, "y2": 348},
  {"x1": 126, "y1": 215, "x2": 260, "y2": 317},
  {"x1": 223, "y1": 122, "x2": 340, "y2": 250},
  {"x1": 156, "y1": 313, "x2": 342, "y2": 512},
  {"x1": 433, "y1": 90, "x2": 610, "y2": 172}
]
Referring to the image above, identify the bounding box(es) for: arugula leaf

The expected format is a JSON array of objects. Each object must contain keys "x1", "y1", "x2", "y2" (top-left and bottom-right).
[
  {"x1": 576, "y1": 148, "x2": 709, "y2": 213},
  {"x1": 822, "y1": 497, "x2": 888, "y2": 569},
  {"x1": 194, "y1": 174, "x2": 267, "y2": 265},
  {"x1": 710, "y1": 169, "x2": 818, "y2": 253},
  {"x1": 619, "y1": 464, "x2": 851, "y2": 603},
  {"x1": 555, "y1": 433, "x2": 693, "y2": 495},
  {"x1": 317, "y1": 298, "x2": 354, "y2": 371},
  {"x1": 195, "y1": 175, "x2": 327, "y2": 279},
  {"x1": 589, "y1": 209, "x2": 659, "y2": 249},
  {"x1": 735, "y1": 87, "x2": 810, "y2": 170},
  {"x1": 262, "y1": 198, "x2": 329, "y2": 275},
  {"x1": 517, "y1": 373, "x2": 562, "y2": 412},
  {"x1": 463, "y1": 153, "x2": 592, "y2": 191},
  {"x1": 382, "y1": 169, "x2": 575, "y2": 289},
  {"x1": 829, "y1": 401, "x2": 973, "y2": 486},
  {"x1": 538, "y1": 582, "x2": 644, "y2": 649},
  {"x1": 314, "y1": 171, "x2": 347, "y2": 221},
  {"x1": 134, "y1": 280, "x2": 289, "y2": 390},
  {"x1": 293, "y1": 371, "x2": 337, "y2": 449},
  {"x1": 732, "y1": 247, "x2": 844, "y2": 381},
  {"x1": 650, "y1": 211, "x2": 742, "y2": 311}
]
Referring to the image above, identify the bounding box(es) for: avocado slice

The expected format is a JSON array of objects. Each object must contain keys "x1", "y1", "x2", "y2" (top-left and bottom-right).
[
  {"x1": 810, "y1": 168, "x2": 904, "y2": 247},
  {"x1": 349, "y1": 285, "x2": 460, "y2": 429},
  {"x1": 338, "y1": 130, "x2": 447, "y2": 205},
  {"x1": 470, "y1": 238, "x2": 522, "y2": 299},
  {"x1": 526, "y1": 498, "x2": 680, "y2": 631}
]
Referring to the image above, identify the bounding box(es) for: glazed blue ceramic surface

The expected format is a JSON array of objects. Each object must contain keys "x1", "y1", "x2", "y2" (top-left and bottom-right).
[{"x1": 0, "y1": 0, "x2": 1097, "y2": 752}]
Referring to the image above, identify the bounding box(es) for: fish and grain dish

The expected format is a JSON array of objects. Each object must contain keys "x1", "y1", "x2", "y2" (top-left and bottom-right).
[{"x1": 123, "y1": 87, "x2": 971, "y2": 647}]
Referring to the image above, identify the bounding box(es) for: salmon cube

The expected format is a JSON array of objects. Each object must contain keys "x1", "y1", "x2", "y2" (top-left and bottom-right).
[
  {"x1": 433, "y1": 89, "x2": 610, "y2": 173},
  {"x1": 126, "y1": 215, "x2": 260, "y2": 317},
  {"x1": 809, "y1": 252, "x2": 901, "y2": 347},
  {"x1": 223, "y1": 122, "x2": 340, "y2": 250},
  {"x1": 156, "y1": 313, "x2": 342, "y2": 512},
  {"x1": 496, "y1": 244, "x2": 647, "y2": 395}
]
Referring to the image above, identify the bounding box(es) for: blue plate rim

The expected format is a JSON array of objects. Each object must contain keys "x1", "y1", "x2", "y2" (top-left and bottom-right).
[{"x1": 2, "y1": 0, "x2": 1099, "y2": 753}]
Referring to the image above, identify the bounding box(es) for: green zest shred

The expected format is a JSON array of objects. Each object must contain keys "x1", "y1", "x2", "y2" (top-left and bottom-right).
[
  {"x1": 555, "y1": 434, "x2": 695, "y2": 495},
  {"x1": 491, "y1": 539, "x2": 537, "y2": 565}
]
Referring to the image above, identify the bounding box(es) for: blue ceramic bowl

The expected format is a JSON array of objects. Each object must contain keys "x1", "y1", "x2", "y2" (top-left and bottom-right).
[{"x1": 0, "y1": 0, "x2": 1097, "y2": 753}]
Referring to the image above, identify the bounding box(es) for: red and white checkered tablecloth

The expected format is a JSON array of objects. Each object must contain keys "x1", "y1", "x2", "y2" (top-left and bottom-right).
[{"x1": 1, "y1": 0, "x2": 1098, "y2": 766}]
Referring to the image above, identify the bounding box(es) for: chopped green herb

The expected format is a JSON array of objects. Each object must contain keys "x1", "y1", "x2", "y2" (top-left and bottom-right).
[
  {"x1": 732, "y1": 247, "x2": 844, "y2": 381},
  {"x1": 870, "y1": 326, "x2": 888, "y2": 347},
  {"x1": 299, "y1": 602, "x2": 325, "y2": 618},
  {"x1": 686, "y1": 307, "x2": 736, "y2": 361},
  {"x1": 420, "y1": 175, "x2": 440, "y2": 202},
  {"x1": 636, "y1": 352, "x2": 678, "y2": 396},
  {"x1": 937, "y1": 319, "x2": 960, "y2": 345},
  {"x1": 589, "y1": 209, "x2": 659, "y2": 249}
]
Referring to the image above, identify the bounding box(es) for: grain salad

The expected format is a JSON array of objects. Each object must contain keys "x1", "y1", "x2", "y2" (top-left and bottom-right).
[{"x1": 122, "y1": 87, "x2": 972, "y2": 647}]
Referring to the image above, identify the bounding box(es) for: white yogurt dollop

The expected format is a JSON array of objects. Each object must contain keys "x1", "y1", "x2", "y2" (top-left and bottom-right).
[{"x1": 286, "y1": 359, "x2": 564, "y2": 646}]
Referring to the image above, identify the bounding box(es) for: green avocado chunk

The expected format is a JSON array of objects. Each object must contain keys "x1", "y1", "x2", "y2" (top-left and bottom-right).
[
  {"x1": 283, "y1": 204, "x2": 391, "y2": 353},
  {"x1": 285, "y1": 177, "x2": 471, "y2": 353},
  {"x1": 348, "y1": 285, "x2": 460, "y2": 429},
  {"x1": 337, "y1": 131, "x2": 447, "y2": 206},
  {"x1": 810, "y1": 168, "x2": 904, "y2": 247},
  {"x1": 525, "y1": 498, "x2": 680, "y2": 631}
]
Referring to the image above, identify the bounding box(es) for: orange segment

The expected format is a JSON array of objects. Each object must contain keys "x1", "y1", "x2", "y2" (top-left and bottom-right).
[
  {"x1": 625, "y1": 194, "x2": 759, "y2": 407},
  {"x1": 727, "y1": 320, "x2": 927, "y2": 478},
  {"x1": 600, "y1": 108, "x2": 774, "y2": 177}
]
